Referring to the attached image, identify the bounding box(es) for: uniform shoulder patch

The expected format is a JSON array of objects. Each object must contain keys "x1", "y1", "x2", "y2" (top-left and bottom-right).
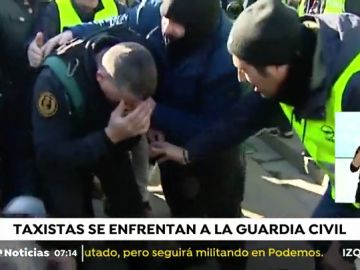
[{"x1": 37, "y1": 92, "x2": 58, "y2": 118}]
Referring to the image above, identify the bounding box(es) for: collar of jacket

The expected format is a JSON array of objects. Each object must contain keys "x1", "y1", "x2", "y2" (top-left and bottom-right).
[
  {"x1": 293, "y1": 16, "x2": 335, "y2": 121},
  {"x1": 294, "y1": 14, "x2": 360, "y2": 120}
]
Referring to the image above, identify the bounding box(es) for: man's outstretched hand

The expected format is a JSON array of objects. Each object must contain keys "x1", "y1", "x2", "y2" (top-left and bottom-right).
[
  {"x1": 150, "y1": 141, "x2": 188, "y2": 165},
  {"x1": 27, "y1": 31, "x2": 74, "y2": 68}
]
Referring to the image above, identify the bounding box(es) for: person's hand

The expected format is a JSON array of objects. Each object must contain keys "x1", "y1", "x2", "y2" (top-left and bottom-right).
[
  {"x1": 42, "y1": 30, "x2": 73, "y2": 58},
  {"x1": 150, "y1": 141, "x2": 188, "y2": 165},
  {"x1": 28, "y1": 32, "x2": 44, "y2": 68},
  {"x1": 105, "y1": 99, "x2": 154, "y2": 143},
  {"x1": 147, "y1": 129, "x2": 165, "y2": 143},
  {"x1": 352, "y1": 151, "x2": 360, "y2": 168}
]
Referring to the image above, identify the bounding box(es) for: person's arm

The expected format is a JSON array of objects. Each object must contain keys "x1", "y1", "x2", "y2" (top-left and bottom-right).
[
  {"x1": 40, "y1": 0, "x2": 162, "y2": 61},
  {"x1": 27, "y1": 3, "x2": 61, "y2": 68},
  {"x1": 186, "y1": 91, "x2": 279, "y2": 161},
  {"x1": 71, "y1": 0, "x2": 161, "y2": 38},
  {"x1": 68, "y1": 12, "x2": 127, "y2": 38},
  {"x1": 70, "y1": 0, "x2": 145, "y2": 38},
  {"x1": 150, "y1": 91, "x2": 280, "y2": 164},
  {"x1": 152, "y1": 75, "x2": 247, "y2": 146},
  {"x1": 32, "y1": 68, "x2": 114, "y2": 172}
]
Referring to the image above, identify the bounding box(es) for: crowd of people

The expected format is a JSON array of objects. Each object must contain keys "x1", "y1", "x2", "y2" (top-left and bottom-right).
[{"x1": 1, "y1": 0, "x2": 360, "y2": 269}]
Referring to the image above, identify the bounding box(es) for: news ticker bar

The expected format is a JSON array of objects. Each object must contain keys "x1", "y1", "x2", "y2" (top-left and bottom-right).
[{"x1": 0, "y1": 218, "x2": 358, "y2": 241}]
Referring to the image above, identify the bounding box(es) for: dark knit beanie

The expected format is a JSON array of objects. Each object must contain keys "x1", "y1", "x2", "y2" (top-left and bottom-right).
[
  {"x1": 160, "y1": 0, "x2": 221, "y2": 39},
  {"x1": 227, "y1": 0, "x2": 302, "y2": 65}
]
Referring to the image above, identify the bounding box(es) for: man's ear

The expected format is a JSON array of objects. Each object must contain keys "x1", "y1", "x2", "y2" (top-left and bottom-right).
[
  {"x1": 274, "y1": 64, "x2": 288, "y2": 73},
  {"x1": 96, "y1": 68, "x2": 106, "y2": 83},
  {"x1": 271, "y1": 64, "x2": 289, "y2": 79}
]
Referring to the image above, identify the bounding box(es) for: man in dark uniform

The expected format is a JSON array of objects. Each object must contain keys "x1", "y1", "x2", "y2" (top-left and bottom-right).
[
  {"x1": 32, "y1": 26, "x2": 156, "y2": 269},
  {"x1": 0, "y1": 0, "x2": 51, "y2": 205}
]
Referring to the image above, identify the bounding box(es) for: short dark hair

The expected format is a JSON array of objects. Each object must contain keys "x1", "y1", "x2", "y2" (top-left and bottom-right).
[
  {"x1": 102, "y1": 42, "x2": 157, "y2": 99},
  {"x1": 253, "y1": 64, "x2": 269, "y2": 77}
]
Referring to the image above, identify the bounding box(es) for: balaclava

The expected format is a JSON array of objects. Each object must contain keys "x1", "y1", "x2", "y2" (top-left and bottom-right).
[{"x1": 160, "y1": 0, "x2": 221, "y2": 62}]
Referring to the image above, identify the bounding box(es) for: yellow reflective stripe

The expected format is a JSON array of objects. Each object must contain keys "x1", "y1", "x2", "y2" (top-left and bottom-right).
[
  {"x1": 298, "y1": 0, "x2": 345, "y2": 16},
  {"x1": 297, "y1": 0, "x2": 305, "y2": 16},
  {"x1": 56, "y1": 0, "x2": 82, "y2": 32},
  {"x1": 94, "y1": 0, "x2": 118, "y2": 21},
  {"x1": 56, "y1": 0, "x2": 119, "y2": 32},
  {"x1": 323, "y1": 0, "x2": 345, "y2": 13}
]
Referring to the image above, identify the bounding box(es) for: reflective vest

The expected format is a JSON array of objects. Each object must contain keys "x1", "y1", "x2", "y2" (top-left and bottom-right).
[
  {"x1": 280, "y1": 52, "x2": 360, "y2": 209},
  {"x1": 297, "y1": 0, "x2": 345, "y2": 16},
  {"x1": 55, "y1": 0, "x2": 118, "y2": 32}
]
